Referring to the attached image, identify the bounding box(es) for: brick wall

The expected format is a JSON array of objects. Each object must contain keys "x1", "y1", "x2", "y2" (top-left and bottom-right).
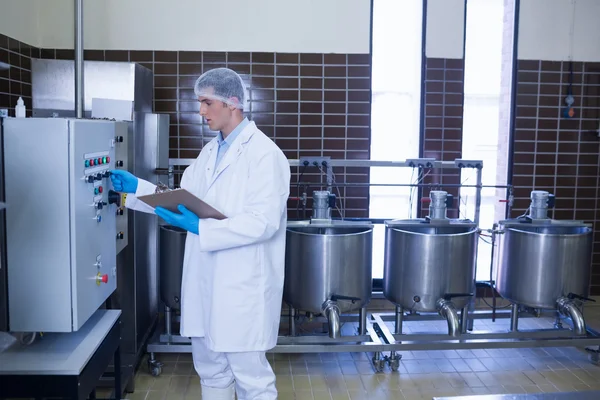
[
  {"x1": 511, "y1": 59, "x2": 600, "y2": 295},
  {"x1": 1, "y1": 36, "x2": 373, "y2": 220},
  {"x1": 0, "y1": 34, "x2": 36, "y2": 117},
  {"x1": 420, "y1": 57, "x2": 465, "y2": 219}
]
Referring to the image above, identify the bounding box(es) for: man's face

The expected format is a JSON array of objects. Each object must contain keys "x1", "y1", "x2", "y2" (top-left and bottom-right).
[{"x1": 198, "y1": 87, "x2": 235, "y2": 132}]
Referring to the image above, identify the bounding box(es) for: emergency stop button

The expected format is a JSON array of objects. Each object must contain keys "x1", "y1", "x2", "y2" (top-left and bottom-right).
[{"x1": 96, "y1": 273, "x2": 109, "y2": 285}]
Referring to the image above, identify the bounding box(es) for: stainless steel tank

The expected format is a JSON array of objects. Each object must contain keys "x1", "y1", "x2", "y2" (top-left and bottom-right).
[
  {"x1": 159, "y1": 225, "x2": 186, "y2": 310},
  {"x1": 383, "y1": 219, "x2": 478, "y2": 312},
  {"x1": 494, "y1": 190, "x2": 593, "y2": 336},
  {"x1": 284, "y1": 220, "x2": 373, "y2": 338},
  {"x1": 495, "y1": 220, "x2": 593, "y2": 310}
]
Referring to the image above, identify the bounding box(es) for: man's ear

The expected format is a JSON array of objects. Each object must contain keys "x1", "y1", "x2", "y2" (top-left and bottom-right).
[{"x1": 228, "y1": 97, "x2": 241, "y2": 110}]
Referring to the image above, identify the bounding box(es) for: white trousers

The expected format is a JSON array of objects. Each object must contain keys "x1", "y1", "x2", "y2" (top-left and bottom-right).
[{"x1": 191, "y1": 337, "x2": 277, "y2": 400}]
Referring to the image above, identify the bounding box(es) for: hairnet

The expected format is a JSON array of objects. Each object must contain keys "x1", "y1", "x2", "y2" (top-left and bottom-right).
[{"x1": 194, "y1": 68, "x2": 246, "y2": 110}]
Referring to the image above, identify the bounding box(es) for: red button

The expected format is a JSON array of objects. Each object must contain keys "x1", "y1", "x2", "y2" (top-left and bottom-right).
[
  {"x1": 106, "y1": 156, "x2": 110, "y2": 163},
  {"x1": 101, "y1": 274, "x2": 108, "y2": 284},
  {"x1": 90, "y1": 159, "x2": 95, "y2": 166},
  {"x1": 98, "y1": 186, "x2": 103, "y2": 193}
]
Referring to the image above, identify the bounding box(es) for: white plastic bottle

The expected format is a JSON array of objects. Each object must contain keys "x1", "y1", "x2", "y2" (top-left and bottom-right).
[{"x1": 15, "y1": 97, "x2": 25, "y2": 118}]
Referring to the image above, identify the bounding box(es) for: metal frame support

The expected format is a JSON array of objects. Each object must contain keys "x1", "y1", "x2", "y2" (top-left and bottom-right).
[
  {"x1": 359, "y1": 307, "x2": 367, "y2": 335},
  {"x1": 394, "y1": 306, "x2": 403, "y2": 335},
  {"x1": 289, "y1": 306, "x2": 296, "y2": 337},
  {"x1": 169, "y1": 158, "x2": 485, "y2": 169},
  {"x1": 147, "y1": 309, "x2": 600, "y2": 358},
  {"x1": 511, "y1": 303, "x2": 519, "y2": 332}
]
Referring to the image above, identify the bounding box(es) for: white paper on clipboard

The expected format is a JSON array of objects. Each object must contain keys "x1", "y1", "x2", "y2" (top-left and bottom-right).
[{"x1": 137, "y1": 189, "x2": 226, "y2": 220}]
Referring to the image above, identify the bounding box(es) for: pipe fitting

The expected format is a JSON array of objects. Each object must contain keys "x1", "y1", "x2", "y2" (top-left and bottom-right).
[
  {"x1": 322, "y1": 300, "x2": 341, "y2": 339},
  {"x1": 557, "y1": 297, "x2": 586, "y2": 336},
  {"x1": 436, "y1": 298, "x2": 460, "y2": 337}
]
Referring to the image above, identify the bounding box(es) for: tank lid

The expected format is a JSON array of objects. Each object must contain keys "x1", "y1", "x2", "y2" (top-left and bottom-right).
[
  {"x1": 499, "y1": 218, "x2": 591, "y2": 228},
  {"x1": 385, "y1": 218, "x2": 477, "y2": 228},
  {"x1": 287, "y1": 220, "x2": 374, "y2": 229}
]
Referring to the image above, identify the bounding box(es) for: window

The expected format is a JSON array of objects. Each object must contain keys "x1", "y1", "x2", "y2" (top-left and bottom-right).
[
  {"x1": 461, "y1": 0, "x2": 515, "y2": 281},
  {"x1": 370, "y1": 0, "x2": 424, "y2": 279}
]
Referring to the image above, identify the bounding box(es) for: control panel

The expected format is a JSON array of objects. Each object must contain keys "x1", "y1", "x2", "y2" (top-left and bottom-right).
[{"x1": 3, "y1": 118, "x2": 119, "y2": 332}]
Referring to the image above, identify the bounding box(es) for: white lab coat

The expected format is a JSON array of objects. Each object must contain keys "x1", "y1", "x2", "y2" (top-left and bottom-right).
[{"x1": 125, "y1": 121, "x2": 291, "y2": 352}]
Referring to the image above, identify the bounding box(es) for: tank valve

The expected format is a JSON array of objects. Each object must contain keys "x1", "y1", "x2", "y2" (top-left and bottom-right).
[
  {"x1": 321, "y1": 300, "x2": 341, "y2": 339},
  {"x1": 557, "y1": 297, "x2": 587, "y2": 336},
  {"x1": 436, "y1": 298, "x2": 460, "y2": 337}
]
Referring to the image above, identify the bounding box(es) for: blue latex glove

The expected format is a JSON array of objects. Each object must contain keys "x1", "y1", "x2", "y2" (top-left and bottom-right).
[
  {"x1": 155, "y1": 205, "x2": 199, "y2": 235},
  {"x1": 110, "y1": 170, "x2": 138, "y2": 193}
]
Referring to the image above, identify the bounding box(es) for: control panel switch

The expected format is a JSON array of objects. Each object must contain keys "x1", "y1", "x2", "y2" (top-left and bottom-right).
[{"x1": 108, "y1": 190, "x2": 121, "y2": 207}]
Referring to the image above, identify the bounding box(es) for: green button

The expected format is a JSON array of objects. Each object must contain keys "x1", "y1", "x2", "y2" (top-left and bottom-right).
[
  {"x1": 85, "y1": 160, "x2": 90, "y2": 167},
  {"x1": 94, "y1": 188, "x2": 99, "y2": 195},
  {"x1": 103, "y1": 157, "x2": 107, "y2": 164}
]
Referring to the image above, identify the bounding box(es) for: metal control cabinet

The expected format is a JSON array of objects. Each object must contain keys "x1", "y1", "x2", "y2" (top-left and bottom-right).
[{"x1": 3, "y1": 118, "x2": 119, "y2": 332}]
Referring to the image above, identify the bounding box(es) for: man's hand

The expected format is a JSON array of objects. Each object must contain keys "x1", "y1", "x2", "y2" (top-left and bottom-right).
[
  {"x1": 109, "y1": 170, "x2": 139, "y2": 193},
  {"x1": 155, "y1": 205, "x2": 199, "y2": 235}
]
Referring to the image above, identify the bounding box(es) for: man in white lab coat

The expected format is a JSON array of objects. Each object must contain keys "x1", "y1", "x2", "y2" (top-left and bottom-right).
[{"x1": 110, "y1": 68, "x2": 291, "y2": 400}]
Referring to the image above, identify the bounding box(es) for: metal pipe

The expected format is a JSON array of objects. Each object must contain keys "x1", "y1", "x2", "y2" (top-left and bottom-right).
[
  {"x1": 167, "y1": 166, "x2": 174, "y2": 189},
  {"x1": 156, "y1": 170, "x2": 513, "y2": 191},
  {"x1": 557, "y1": 297, "x2": 586, "y2": 336},
  {"x1": 461, "y1": 166, "x2": 484, "y2": 332},
  {"x1": 296, "y1": 182, "x2": 510, "y2": 189},
  {"x1": 474, "y1": 167, "x2": 482, "y2": 225},
  {"x1": 322, "y1": 301, "x2": 341, "y2": 339},
  {"x1": 436, "y1": 299, "x2": 460, "y2": 337},
  {"x1": 289, "y1": 306, "x2": 296, "y2": 337},
  {"x1": 505, "y1": 187, "x2": 514, "y2": 218},
  {"x1": 164, "y1": 305, "x2": 172, "y2": 336},
  {"x1": 170, "y1": 158, "x2": 486, "y2": 169},
  {"x1": 510, "y1": 303, "x2": 519, "y2": 332},
  {"x1": 359, "y1": 307, "x2": 367, "y2": 335},
  {"x1": 395, "y1": 306, "x2": 403, "y2": 335},
  {"x1": 74, "y1": 0, "x2": 84, "y2": 118}
]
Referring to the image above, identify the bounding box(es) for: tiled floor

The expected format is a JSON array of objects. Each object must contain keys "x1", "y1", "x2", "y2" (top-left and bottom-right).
[{"x1": 108, "y1": 304, "x2": 600, "y2": 400}]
